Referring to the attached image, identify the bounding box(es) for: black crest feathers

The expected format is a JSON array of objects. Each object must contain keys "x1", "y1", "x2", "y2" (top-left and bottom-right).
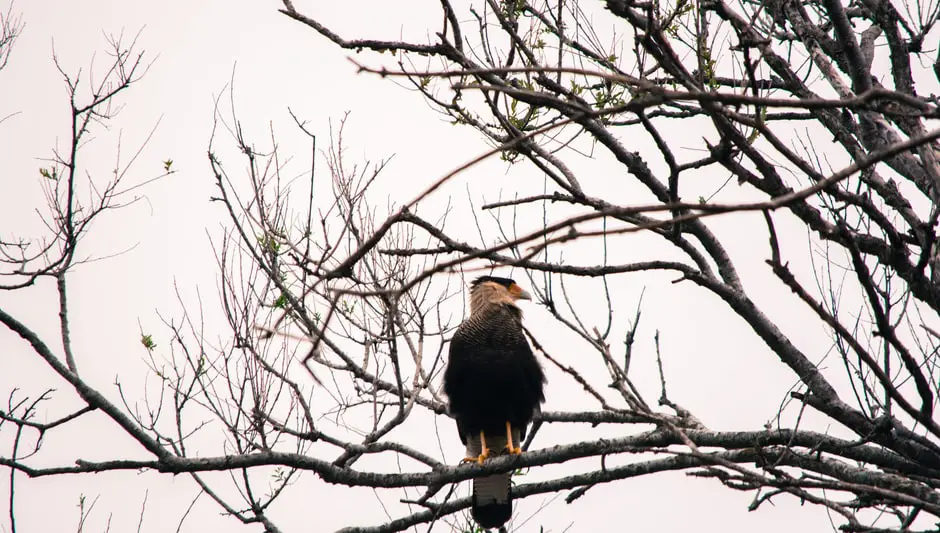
[{"x1": 471, "y1": 275, "x2": 517, "y2": 289}]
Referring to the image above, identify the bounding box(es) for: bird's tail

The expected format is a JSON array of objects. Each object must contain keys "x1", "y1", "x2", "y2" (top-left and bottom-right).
[{"x1": 466, "y1": 426, "x2": 522, "y2": 529}]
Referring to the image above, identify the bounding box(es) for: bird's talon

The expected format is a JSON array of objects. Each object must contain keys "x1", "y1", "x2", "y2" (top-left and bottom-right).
[
  {"x1": 506, "y1": 445, "x2": 523, "y2": 455},
  {"x1": 460, "y1": 452, "x2": 490, "y2": 465}
]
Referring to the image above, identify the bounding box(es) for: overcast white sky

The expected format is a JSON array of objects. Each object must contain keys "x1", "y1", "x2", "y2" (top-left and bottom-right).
[{"x1": 0, "y1": 1, "x2": 853, "y2": 532}]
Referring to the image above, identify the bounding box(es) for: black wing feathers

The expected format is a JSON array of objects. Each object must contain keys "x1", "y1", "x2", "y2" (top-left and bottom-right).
[{"x1": 443, "y1": 304, "x2": 545, "y2": 442}]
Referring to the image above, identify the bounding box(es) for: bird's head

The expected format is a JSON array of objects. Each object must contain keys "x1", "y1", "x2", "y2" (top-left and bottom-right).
[{"x1": 469, "y1": 276, "x2": 531, "y2": 315}]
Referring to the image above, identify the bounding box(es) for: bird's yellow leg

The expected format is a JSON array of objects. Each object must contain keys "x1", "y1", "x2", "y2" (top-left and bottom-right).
[
  {"x1": 505, "y1": 421, "x2": 522, "y2": 455},
  {"x1": 477, "y1": 430, "x2": 491, "y2": 464},
  {"x1": 459, "y1": 430, "x2": 491, "y2": 464}
]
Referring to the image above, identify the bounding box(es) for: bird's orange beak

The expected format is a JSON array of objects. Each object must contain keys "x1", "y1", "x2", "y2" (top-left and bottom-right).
[{"x1": 510, "y1": 284, "x2": 531, "y2": 300}]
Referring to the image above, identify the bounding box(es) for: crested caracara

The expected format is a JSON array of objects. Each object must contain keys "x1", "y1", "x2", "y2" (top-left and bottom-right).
[{"x1": 443, "y1": 276, "x2": 546, "y2": 529}]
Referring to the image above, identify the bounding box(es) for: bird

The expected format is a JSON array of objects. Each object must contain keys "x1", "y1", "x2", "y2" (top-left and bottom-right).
[{"x1": 442, "y1": 276, "x2": 546, "y2": 529}]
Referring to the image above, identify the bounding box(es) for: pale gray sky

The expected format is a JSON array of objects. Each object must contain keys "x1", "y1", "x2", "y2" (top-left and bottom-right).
[{"x1": 0, "y1": 1, "x2": 848, "y2": 532}]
